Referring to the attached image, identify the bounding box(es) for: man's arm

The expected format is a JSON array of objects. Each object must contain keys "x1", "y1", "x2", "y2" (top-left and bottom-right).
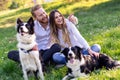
[{"x1": 68, "y1": 14, "x2": 78, "y2": 25}]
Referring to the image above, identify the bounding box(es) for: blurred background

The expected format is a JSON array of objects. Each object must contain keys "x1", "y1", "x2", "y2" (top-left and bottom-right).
[{"x1": 0, "y1": 0, "x2": 80, "y2": 11}]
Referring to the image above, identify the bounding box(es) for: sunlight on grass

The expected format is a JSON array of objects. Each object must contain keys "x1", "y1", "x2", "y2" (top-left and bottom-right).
[
  {"x1": 81, "y1": 0, "x2": 110, "y2": 8},
  {"x1": 0, "y1": 23, "x2": 14, "y2": 28},
  {"x1": 78, "y1": 69, "x2": 120, "y2": 80},
  {"x1": 59, "y1": 0, "x2": 110, "y2": 15},
  {"x1": 0, "y1": 0, "x2": 110, "y2": 28},
  {"x1": 0, "y1": 0, "x2": 120, "y2": 80},
  {"x1": 88, "y1": 25, "x2": 120, "y2": 57},
  {"x1": 0, "y1": 9, "x2": 31, "y2": 28},
  {"x1": 0, "y1": 9, "x2": 18, "y2": 16}
]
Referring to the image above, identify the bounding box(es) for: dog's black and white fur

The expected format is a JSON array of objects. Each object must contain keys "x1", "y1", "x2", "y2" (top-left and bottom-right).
[
  {"x1": 62, "y1": 46, "x2": 120, "y2": 80},
  {"x1": 16, "y1": 17, "x2": 44, "y2": 80}
]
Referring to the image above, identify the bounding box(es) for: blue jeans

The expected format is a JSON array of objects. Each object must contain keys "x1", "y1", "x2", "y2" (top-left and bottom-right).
[{"x1": 52, "y1": 44, "x2": 101, "y2": 64}]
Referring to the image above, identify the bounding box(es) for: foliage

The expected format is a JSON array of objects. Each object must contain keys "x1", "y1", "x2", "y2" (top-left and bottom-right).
[
  {"x1": 9, "y1": 0, "x2": 27, "y2": 9},
  {"x1": 0, "y1": 0, "x2": 33, "y2": 10},
  {"x1": 0, "y1": 0, "x2": 12, "y2": 11}
]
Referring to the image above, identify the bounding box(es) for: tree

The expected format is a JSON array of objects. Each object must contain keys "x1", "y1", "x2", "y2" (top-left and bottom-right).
[{"x1": 0, "y1": 0, "x2": 12, "y2": 11}]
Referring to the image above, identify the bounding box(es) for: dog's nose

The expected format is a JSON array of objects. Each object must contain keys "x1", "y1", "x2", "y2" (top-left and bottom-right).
[{"x1": 69, "y1": 53, "x2": 72, "y2": 57}]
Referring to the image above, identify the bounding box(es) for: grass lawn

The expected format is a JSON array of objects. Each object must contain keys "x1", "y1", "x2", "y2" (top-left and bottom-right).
[{"x1": 0, "y1": 0, "x2": 120, "y2": 80}]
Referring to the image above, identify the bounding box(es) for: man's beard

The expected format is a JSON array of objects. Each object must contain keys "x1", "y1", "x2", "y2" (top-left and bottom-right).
[{"x1": 39, "y1": 18, "x2": 48, "y2": 24}]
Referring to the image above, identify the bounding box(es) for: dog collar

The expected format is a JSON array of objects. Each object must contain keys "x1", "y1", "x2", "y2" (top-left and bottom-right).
[
  {"x1": 20, "y1": 45, "x2": 38, "y2": 54},
  {"x1": 20, "y1": 48, "x2": 33, "y2": 53}
]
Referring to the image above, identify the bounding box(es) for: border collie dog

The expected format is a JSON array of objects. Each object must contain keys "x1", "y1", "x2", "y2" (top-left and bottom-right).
[
  {"x1": 16, "y1": 17, "x2": 44, "y2": 80},
  {"x1": 62, "y1": 46, "x2": 120, "y2": 80}
]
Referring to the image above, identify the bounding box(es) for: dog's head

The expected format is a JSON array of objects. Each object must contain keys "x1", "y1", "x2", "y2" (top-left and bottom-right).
[
  {"x1": 16, "y1": 17, "x2": 35, "y2": 44},
  {"x1": 16, "y1": 17, "x2": 34, "y2": 36},
  {"x1": 62, "y1": 46, "x2": 83, "y2": 64}
]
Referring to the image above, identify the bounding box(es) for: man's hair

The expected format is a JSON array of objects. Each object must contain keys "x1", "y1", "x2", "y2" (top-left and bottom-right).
[{"x1": 31, "y1": 4, "x2": 42, "y2": 17}]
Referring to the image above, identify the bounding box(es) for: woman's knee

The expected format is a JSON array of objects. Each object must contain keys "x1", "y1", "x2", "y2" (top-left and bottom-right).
[
  {"x1": 82, "y1": 44, "x2": 101, "y2": 55},
  {"x1": 53, "y1": 52, "x2": 66, "y2": 64},
  {"x1": 91, "y1": 44, "x2": 101, "y2": 53}
]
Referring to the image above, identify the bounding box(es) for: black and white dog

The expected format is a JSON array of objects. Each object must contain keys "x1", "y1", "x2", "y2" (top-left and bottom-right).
[
  {"x1": 16, "y1": 17, "x2": 44, "y2": 80},
  {"x1": 62, "y1": 46, "x2": 120, "y2": 80}
]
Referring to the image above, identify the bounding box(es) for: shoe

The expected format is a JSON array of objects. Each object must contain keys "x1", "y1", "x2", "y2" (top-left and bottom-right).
[
  {"x1": 55, "y1": 64, "x2": 65, "y2": 69},
  {"x1": 41, "y1": 62, "x2": 47, "y2": 72}
]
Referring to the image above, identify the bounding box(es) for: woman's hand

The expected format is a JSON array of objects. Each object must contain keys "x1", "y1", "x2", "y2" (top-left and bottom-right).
[{"x1": 88, "y1": 48, "x2": 99, "y2": 58}]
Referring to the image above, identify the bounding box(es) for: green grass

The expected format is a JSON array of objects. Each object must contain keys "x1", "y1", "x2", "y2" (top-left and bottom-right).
[{"x1": 0, "y1": 0, "x2": 120, "y2": 80}]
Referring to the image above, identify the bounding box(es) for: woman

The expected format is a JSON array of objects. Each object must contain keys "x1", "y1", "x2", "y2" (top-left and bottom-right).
[{"x1": 49, "y1": 9, "x2": 100, "y2": 65}]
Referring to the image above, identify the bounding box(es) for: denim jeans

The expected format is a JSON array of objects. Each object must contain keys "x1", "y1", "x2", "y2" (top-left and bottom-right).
[{"x1": 52, "y1": 44, "x2": 101, "y2": 64}]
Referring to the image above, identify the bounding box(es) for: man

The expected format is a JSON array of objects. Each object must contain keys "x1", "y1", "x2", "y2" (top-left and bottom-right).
[{"x1": 8, "y1": 4, "x2": 78, "y2": 66}]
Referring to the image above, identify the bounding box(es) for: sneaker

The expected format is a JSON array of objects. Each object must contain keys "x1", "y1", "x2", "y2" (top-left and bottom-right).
[
  {"x1": 55, "y1": 64, "x2": 65, "y2": 69},
  {"x1": 41, "y1": 62, "x2": 47, "y2": 72}
]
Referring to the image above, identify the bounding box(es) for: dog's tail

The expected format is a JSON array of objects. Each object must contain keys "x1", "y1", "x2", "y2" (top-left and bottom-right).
[
  {"x1": 99, "y1": 54, "x2": 120, "y2": 69},
  {"x1": 113, "y1": 61, "x2": 120, "y2": 69}
]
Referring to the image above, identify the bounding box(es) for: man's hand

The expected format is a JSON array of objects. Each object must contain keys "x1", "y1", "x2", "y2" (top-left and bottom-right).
[
  {"x1": 32, "y1": 45, "x2": 38, "y2": 51},
  {"x1": 68, "y1": 14, "x2": 78, "y2": 25}
]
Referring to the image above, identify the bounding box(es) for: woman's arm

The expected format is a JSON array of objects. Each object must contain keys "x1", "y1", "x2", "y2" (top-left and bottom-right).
[
  {"x1": 66, "y1": 20, "x2": 99, "y2": 57},
  {"x1": 67, "y1": 20, "x2": 90, "y2": 49}
]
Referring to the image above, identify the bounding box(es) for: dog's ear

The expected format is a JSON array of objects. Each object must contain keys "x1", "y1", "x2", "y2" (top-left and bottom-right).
[
  {"x1": 17, "y1": 18, "x2": 23, "y2": 24},
  {"x1": 75, "y1": 46, "x2": 82, "y2": 51},
  {"x1": 27, "y1": 17, "x2": 34, "y2": 34},
  {"x1": 75, "y1": 46, "x2": 83, "y2": 59},
  {"x1": 61, "y1": 48, "x2": 69, "y2": 57},
  {"x1": 27, "y1": 17, "x2": 34, "y2": 27},
  {"x1": 16, "y1": 18, "x2": 23, "y2": 32}
]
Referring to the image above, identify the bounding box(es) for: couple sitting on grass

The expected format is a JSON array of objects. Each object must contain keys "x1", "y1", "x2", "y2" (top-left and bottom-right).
[{"x1": 8, "y1": 4, "x2": 100, "y2": 70}]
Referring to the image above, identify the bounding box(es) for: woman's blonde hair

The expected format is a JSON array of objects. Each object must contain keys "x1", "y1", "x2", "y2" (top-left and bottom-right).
[{"x1": 49, "y1": 10, "x2": 71, "y2": 47}]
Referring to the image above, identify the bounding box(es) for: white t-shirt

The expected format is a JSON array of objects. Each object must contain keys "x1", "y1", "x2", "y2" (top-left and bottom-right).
[
  {"x1": 34, "y1": 20, "x2": 50, "y2": 50},
  {"x1": 58, "y1": 19, "x2": 90, "y2": 50}
]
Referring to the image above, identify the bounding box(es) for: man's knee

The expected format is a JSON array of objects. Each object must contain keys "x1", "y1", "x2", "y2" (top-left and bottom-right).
[
  {"x1": 7, "y1": 50, "x2": 20, "y2": 63},
  {"x1": 51, "y1": 43, "x2": 61, "y2": 52}
]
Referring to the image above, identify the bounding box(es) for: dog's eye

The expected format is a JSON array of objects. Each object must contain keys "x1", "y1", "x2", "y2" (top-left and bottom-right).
[
  {"x1": 71, "y1": 47, "x2": 78, "y2": 53},
  {"x1": 25, "y1": 24, "x2": 31, "y2": 29},
  {"x1": 26, "y1": 24, "x2": 29, "y2": 27},
  {"x1": 71, "y1": 47, "x2": 75, "y2": 51}
]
